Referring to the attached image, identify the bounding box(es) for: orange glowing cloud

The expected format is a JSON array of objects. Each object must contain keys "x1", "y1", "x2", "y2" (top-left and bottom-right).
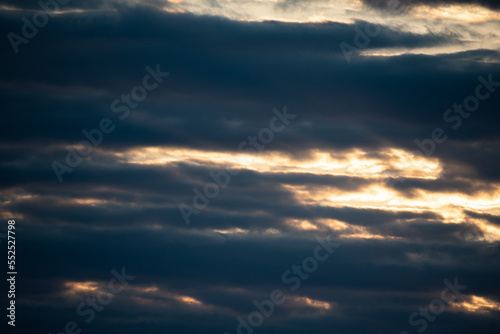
[
  {"x1": 64, "y1": 281, "x2": 101, "y2": 296},
  {"x1": 291, "y1": 296, "x2": 332, "y2": 310},
  {"x1": 113, "y1": 146, "x2": 441, "y2": 180},
  {"x1": 450, "y1": 295, "x2": 500, "y2": 313}
]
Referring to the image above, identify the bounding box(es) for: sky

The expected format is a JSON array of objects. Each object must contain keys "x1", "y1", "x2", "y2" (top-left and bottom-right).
[{"x1": 1, "y1": 0, "x2": 500, "y2": 333}]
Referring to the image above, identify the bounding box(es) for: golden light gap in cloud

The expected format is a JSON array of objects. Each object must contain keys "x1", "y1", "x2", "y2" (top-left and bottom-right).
[
  {"x1": 112, "y1": 146, "x2": 441, "y2": 180},
  {"x1": 450, "y1": 295, "x2": 500, "y2": 313}
]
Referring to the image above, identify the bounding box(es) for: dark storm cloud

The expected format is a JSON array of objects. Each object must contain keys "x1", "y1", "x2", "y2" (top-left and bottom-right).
[
  {"x1": 361, "y1": 0, "x2": 500, "y2": 11},
  {"x1": 2, "y1": 2, "x2": 500, "y2": 334},
  {"x1": 275, "y1": 0, "x2": 500, "y2": 11},
  {"x1": 0, "y1": 0, "x2": 169, "y2": 11},
  {"x1": 0, "y1": 6, "x2": 464, "y2": 158},
  {"x1": 465, "y1": 210, "x2": 500, "y2": 226},
  {"x1": 15, "y1": 223, "x2": 500, "y2": 334},
  {"x1": 2, "y1": 5, "x2": 499, "y2": 182},
  {"x1": 388, "y1": 172, "x2": 499, "y2": 197}
]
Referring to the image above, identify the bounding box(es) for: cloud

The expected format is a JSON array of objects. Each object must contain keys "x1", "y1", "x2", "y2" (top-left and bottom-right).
[
  {"x1": 1, "y1": 2, "x2": 500, "y2": 334},
  {"x1": 361, "y1": 0, "x2": 500, "y2": 11}
]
